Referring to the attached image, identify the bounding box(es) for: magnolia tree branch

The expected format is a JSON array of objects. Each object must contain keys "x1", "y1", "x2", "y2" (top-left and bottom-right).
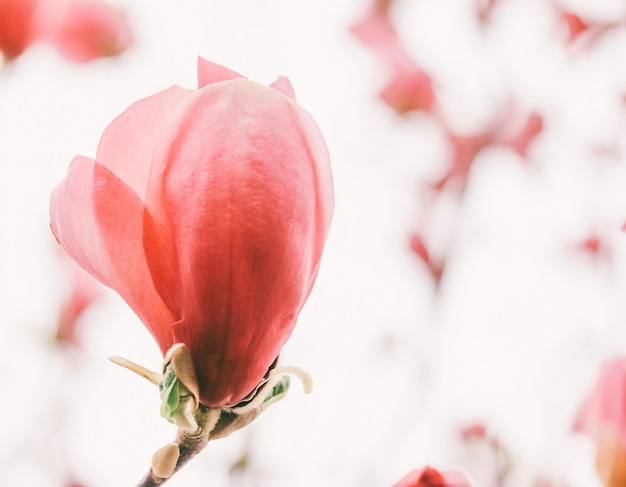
[
  {"x1": 113, "y1": 346, "x2": 311, "y2": 486},
  {"x1": 136, "y1": 404, "x2": 264, "y2": 486}
]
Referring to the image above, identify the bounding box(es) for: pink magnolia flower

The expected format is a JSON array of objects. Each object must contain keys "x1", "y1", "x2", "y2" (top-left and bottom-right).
[
  {"x1": 393, "y1": 466, "x2": 472, "y2": 487},
  {"x1": 49, "y1": 57, "x2": 334, "y2": 407},
  {"x1": 380, "y1": 62, "x2": 435, "y2": 115},
  {"x1": 0, "y1": 0, "x2": 130, "y2": 63},
  {"x1": 35, "y1": 0, "x2": 131, "y2": 62},
  {"x1": 0, "y1": 0, "x2": 38, "y2": 60}
]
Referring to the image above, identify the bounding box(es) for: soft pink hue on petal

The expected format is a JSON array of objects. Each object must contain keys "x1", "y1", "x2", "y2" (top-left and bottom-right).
[
  {"x1": 349, "y1": 8, "x2": 398, "y2": 54},
  {"x1": 96, "y1": 85, "x2": 191, "y2": 201},
  {"x1": 393, "y1": 466, "x2": 472, "y2": 487},
  {"x1": 573, "y1": 357, "x2": 626, "y2": 450},
  {"x1": 380, "y1": 63, "x2": 435, "y2": 114},
  {"x1": 197, "y1": 56, "x2": 244, "y2": 88},
  {"x1": 50, "y1": 156, "x2": 175, "y2": 347},
  {"x1": 0, "y1": 0, "x2": 38, "y2": 60},
  {"x1": 145, "y1": 78, "x2": 333, "y2": 406},
  {"x1": 270, "y1": 76, "x2": 296, "y2": 100},
  {"x1": 51, "y1": 58, "x2": 333, "y2": 408}
]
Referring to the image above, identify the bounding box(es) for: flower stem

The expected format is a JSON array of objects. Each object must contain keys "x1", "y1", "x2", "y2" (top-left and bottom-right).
[{"x1": 135, "y1": 425, "x2": 210, "y2": 486}]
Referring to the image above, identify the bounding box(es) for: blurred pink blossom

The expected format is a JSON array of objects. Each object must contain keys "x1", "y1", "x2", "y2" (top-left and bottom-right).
[
  {"x1": 409, "y1": 232, "x2": 444, "y2": 285},
  {"x1": 0, "y1": 0, "x2": 38, "y2": 60},
  {"x1": 392, "y1": 466, "x2": 472, "y2": 487},
  {"x1": 0, "y1": 0, "x2": 131, "y2": 63},
  {"x1": 380, "y1": 62, "x2": 435, "y2": 114},
  {"x1": 432, "y1": 133, "x2": 491, "y2": 194},
  {"x1": 574, "y1": 357, "x2": 626, "y2": 486},
  {"x1": 561, "y1": 12, "x2": 589, "y2": 44},
  {"x1": 574, "y1": 357, "x2": 626, "y2": 449},
  {"x1": 35, "y1": 0, "x2": 132, "y2": 62},
  {"x1": 56, "y1": 256, "x2": 103, "y2": 345}
]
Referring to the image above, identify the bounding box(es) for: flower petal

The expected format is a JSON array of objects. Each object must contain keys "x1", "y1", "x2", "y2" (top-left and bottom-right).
[
  {"x1": 270, "y1": 76, "x2": 296, "y2": 100},
  {"x1": 574, "y1": 357, "x2": 626, "y2": 449},
  {"x1": 145, "y1": 79, "x2": 333, "y2": 406},
  {"x1": 50, "y1": 155, "x2": 175, "y2": 346},
  {"x1": 96, "y1": 85, "x2": 191, "y2": 201},
  {"x1": 197, "y1": 56, "x2": 244, "y2": 89}
]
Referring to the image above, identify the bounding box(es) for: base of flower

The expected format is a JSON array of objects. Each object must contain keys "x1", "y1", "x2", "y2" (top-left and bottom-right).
[{"x1": 109, "y1": 343, "x2": 312, "y2": 486}]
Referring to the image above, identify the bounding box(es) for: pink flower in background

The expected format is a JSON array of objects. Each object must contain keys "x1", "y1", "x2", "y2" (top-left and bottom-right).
[
  {"x1": 349, "y1": 6, "x2": 398, "y2": 57},
  {"x1": 574, "y1": 358, "x2": 626, "y2": 446},
  {"x1": 0, "y1": 0, "x2": 38, "y2": 60},
  {"x1": 409, "y1": 232, "x2": 444, "y2": 285},
  {"x1": 393, "y1": 466, "x2": 472, "y2": 487},
  {"x1": 56, "y1": 255, "x2": 103, "y2": 345},
  {"x1": 573, "y1": 357, "x2": 626, "y2": 486},
  {"x1": 0, "y1": 0, "x2": 130, "y2": 63},
  {"x1": 35, "y1": 0, "x2": 131, "y2": 62},
  {"x1": 561, "y1": 12, "x2": 589, "y2": 44},
  {"x1": 493, "y1": 109, "x2": 544, "y2": 159},
  {"x1": 380, "y1": 62, "x2": 435, "y2": 115},
  {"x1": 475, "y1": 0, "x2": 499, "y2": 25},
  {"x1": 50, "y1": 57, "x2": 334, "y2": 407},
  {"x1": 432, "y1": 133, "x2": 491, "y2": 194}
]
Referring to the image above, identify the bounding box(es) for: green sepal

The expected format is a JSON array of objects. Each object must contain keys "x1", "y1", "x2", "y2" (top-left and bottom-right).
[
  {"x1": 263, "y1": 375, "x2": 291, "y2": 405},
  {"x1": 159, "y1": 363, "x2": 180, "y2": 423}
]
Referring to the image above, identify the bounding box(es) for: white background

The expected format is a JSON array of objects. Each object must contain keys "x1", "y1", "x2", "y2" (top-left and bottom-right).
[{"x1": 1, "y1": 0, "x2": 625, "y2": 485}]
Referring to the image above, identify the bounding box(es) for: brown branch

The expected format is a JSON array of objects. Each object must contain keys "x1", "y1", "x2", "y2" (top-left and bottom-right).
[{"x1": 135, "y1": 406, "x2": 263, "y2": 487}]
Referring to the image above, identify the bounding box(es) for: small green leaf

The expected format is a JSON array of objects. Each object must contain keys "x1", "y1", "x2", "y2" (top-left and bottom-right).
[
  {"x1": 263, "y1": 375, "x2": 291, "y2": 404},
  {"x1": 159, "y1": 363, "x2": 181, "y2": 423}
]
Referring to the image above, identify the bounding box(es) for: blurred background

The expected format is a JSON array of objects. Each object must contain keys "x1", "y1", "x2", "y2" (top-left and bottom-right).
[{"x1": 1, "y1": 0, "x2": 625, "y2": 485}]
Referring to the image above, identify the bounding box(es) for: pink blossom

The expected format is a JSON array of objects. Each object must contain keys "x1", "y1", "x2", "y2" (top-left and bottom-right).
[
  {"x1": 0, "y1": 0, "x2": 38, "y2": 60},
  {"x1": 35, "y1": 0, "x2": 131, "y2": 62},
  {"x1": 49, "y1": 57, "x2": 334, "y2": 407},
  {"x1": 574, "y1": 357, "x2": 626, "y2": 449},
  {"x1": 349, "y1": 6, "x2": 398, "y2": 57},
  {"x1": 380, "y1": 62, "x2": 435, "y2": 114},
  {"x1": 393, "y1": 466, "x2": 472, "y2": 487}
]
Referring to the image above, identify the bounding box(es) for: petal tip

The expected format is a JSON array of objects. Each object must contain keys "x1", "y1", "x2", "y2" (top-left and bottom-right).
[
  {"x1": 197, "y1": 56, "x2": 244, "y2": 89},
  {"x1": 270, "y1": 76, "x2": 296, "y2": 100}
]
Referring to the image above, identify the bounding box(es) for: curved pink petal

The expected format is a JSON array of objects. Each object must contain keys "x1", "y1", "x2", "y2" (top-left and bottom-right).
[
  {"x1": 574, "y1": 357, "x2": 626, "y2": 449},
  {"x1": 270, "y1": 76, "x2": 296, "y2": 100},
  {"x1": 96, "y1": 85, "x2": 191, "y2": 201},
  {"x1": 197, "y1": 56, "x2": 244, "y2": 89},
  {"x1": 145, "y1": 79, "x2": 333, "y2": 406},
  {"x1": 50, "y1": 155, "x2": 175, "y2": 347}
]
